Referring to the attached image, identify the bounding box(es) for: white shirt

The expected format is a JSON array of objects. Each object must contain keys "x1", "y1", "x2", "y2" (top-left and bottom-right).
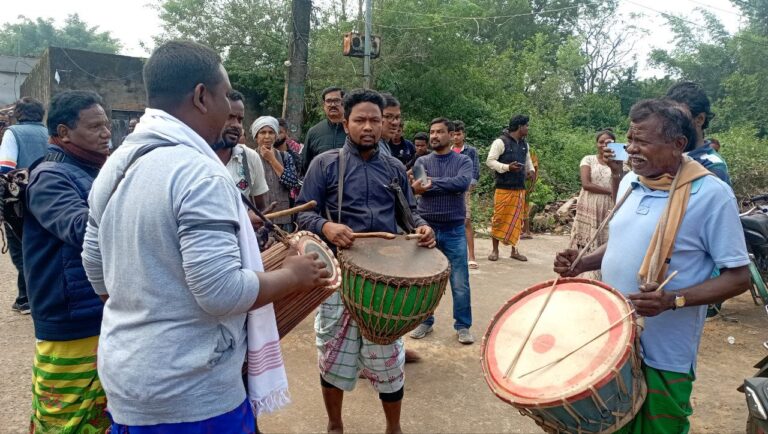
[
  {"x1": 225, "y1": 144, "x2": 269, "y2": 198},
  {"x1": 485, "y1": 137, "x2": 534, "y2": 174},
  {"x1": 0, "y1": 129, "x2": 20, "y2": 171}
]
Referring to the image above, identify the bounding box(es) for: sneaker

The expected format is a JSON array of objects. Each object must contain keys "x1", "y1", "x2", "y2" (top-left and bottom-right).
[
  {"x1": 410, "y1": 324, "x2": 433, "y2": 339},
  {"x1": 11, "y1": 302, "x2": 30, "y2": 315},
  {"x1": 457, "y1": 328, "x2": 475, "y2": 345}
]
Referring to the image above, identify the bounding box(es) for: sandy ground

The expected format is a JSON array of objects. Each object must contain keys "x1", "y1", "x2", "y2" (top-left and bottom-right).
[{"x1": 0, "y1": 234, "x2": 766, "y2": 433}]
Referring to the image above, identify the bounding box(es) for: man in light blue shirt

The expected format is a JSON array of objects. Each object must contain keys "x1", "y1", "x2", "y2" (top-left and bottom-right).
[{"x1": 555, "y1": 99, "x2": 750, "y2": 433}]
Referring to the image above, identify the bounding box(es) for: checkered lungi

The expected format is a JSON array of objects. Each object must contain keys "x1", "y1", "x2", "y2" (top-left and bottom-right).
[{"x1": 315, "y1": 292, "x2": 405, "y2": 393}]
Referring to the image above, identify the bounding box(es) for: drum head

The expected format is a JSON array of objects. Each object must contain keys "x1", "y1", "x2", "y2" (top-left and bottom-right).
[
  {"x1": 341, "y1": 236, "x2": 449, "y2": 279},
  {"x1": 482, "y1": 278, "x2": 635, "y2": 407},
  {"x1": 293, "y1": 231, "x2": 341, "y2": 290}
]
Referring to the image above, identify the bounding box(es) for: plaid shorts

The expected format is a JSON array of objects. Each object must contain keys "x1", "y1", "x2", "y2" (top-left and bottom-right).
[{"x1": 315, "y1": 292, "x2": 405, "y2": 393}]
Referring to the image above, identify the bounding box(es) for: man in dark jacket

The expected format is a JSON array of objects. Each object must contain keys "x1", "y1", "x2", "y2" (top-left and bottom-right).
[
  {"x1": 0, "y1": 97, "x2": 49, "y2": 314},
  {"x1": 23, "y1": 90, "x2": 111, "y2": 433},
  {"x1": 302, "y1": 86, "x2": 347, "y2": 173}
]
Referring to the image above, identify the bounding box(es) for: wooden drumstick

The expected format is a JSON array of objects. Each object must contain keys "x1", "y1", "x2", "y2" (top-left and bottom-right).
[
  {"x1": 568, "y1": 188, "x2": 632, "y2": 272},
  {"x1": 264, "y1": 200, "x2": 317, "y2": 220},
  {"x1": 405, "y1": 233, "x2": 422, "y2": 240},
  {"x1": 352, "y1": 232, "x2": 396, "y2": 240},
  {"x1": 503, "y1": 277, "x2": 560, "y2": 379}
]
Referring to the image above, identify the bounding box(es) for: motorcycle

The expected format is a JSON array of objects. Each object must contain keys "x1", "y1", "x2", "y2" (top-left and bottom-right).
[
  {"x1": 741, "y1": 194, "x2": 768, "y2": 306},
  {"x1": 741, "y1": 352, "x2": 768, "y2": 434},
  {"x1": 739, "y1": 194, "x2": 768, "y2": 433}
]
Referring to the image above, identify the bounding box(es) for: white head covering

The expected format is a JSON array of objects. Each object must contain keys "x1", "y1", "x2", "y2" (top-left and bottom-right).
[{"x1": 250, "y1": 116, "x2": 279, "y2": 139}]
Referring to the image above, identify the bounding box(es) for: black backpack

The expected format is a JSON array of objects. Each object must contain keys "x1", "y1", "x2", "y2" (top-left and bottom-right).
[{"x1": 0, "y1": 168, "x2": 30, "y2": 249}]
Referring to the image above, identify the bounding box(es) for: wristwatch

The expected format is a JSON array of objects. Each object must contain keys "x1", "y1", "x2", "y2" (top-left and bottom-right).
[{"x1": 673, "y1": 293, "x2": 686, "y2": 310}]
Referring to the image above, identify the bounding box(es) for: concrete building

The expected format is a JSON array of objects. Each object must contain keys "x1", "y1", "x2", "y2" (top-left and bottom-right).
[
  {"x1": 20, "y1": 47, "x2": 146, "y2": 148},
  {"x1": 0, "y1": 55, "x2": 39, "y2": 106}
]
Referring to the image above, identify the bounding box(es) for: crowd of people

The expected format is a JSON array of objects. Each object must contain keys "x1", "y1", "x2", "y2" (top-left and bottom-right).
[{"x1": 0, "y1": 39, "x2": 752, "y2": 434}]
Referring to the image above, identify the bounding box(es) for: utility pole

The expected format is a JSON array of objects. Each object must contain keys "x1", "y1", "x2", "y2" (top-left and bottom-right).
[
  {"x1": 363, "y1": 0, "x2": 372, "y2": 89},
  {"x1": 282, "y1": 0, "x2": 311, "y2": 141}
]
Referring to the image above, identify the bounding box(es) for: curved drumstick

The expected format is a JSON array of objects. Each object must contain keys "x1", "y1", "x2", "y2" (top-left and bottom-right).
[{"x1": 264, "y1": 200, "x2": 317, "y2": 220}]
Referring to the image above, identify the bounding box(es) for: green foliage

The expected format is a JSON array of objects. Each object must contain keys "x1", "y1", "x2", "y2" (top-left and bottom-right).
[
  {"x1": 0, "y1": 14, "x2": 121, "y2": 57},
  {"x1": 152, "y1": 0, "x2": 768, "y2": 211},
  {"x1": 714, "y1": 126, "x2": 768, "y2": 200}
]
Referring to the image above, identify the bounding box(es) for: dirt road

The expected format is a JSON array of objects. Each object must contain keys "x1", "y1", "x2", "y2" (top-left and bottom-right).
[{"x1": 0, "y1": 235, "x2": 765, "y2": 433}]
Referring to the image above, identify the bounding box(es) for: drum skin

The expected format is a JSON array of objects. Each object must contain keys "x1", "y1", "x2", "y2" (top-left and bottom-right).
[
  {"x1": 267, "y1": 231, "x2": 341, "y2": 339},
  {"x1": 338, "y1": 237, "x2": 450, "y2": 345},
  {"x1": 481, "y1": 278, "x2": 646, "y2": 433}
]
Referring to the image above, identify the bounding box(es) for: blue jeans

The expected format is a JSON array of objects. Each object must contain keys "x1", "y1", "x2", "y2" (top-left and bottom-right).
[
  {"x1": 423, "y1": 224, "x2": 472, "y2": 330},
  {"x1": 5, "y1": 223, "x2": 27, "y2": 305}
]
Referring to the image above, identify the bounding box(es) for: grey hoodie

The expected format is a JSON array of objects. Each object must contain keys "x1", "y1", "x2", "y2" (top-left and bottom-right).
[{"x1": 83, "y1": 133, "x2": 260, "y2": 425}]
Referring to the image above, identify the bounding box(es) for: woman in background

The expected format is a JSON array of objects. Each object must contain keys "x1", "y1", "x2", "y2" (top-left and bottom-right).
[{"x1": 569, "y1": 128, "x2": 616, "y2": 280}]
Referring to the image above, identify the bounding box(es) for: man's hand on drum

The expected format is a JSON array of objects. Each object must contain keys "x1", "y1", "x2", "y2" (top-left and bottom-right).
[
  {"x1": 282, "y1": 252, "x2": 332, "y2": 292},
  {"x1": 322, "y1": 222, "x2": 355, "y2": 249},
  {"x1": 628, "y1": 282, "x2": 673, "y2": 317},
  {"x1": 552, "y1": 249, "x2": 582, "y2": 277},
  {"x1": 415, "y1": 225, "x2": 436, "y2": 248}
]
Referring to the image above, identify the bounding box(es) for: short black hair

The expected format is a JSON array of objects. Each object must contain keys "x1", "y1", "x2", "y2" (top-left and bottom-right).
[
  {"x1": 343, "y1": 89, "x2": 384, "y2": 120},
  {"x1": 629, "y1": 99, "x2": 696, "y2": 151},
  {"x1": 665, "y1": 81, "x2": 713, "y2": 130},
  {"x1": 321, "y1": 86, "x2": 345, "y2": 101},
  {"x1": 228, "y1": 89, "x2": 245, "y2": 102},
  {"x1": 277, "y1": 118, "x2": 288, "y2": 128},
  {"x1": 413, "y1": 132, "x2": 428, "y2": 142},
  {"x1": 430, "y1": 117, "x2": 452, "y2": 131},
  {"x1": 453, "y1": 120, "x2": 465, "y2": 132},
  {"x1": 13, "y1": 97, "x2": 45, "y2": 122},
  {"x1": 144, "y1": 40, "x2": 224, "y2": 108},
  {"x1": 508, "y1": 115, "x2": 529, "y2": 132},
  {"x1": 380, "y1": 92, "x2": 400, "y2": 109},
  {"x1": 595, "y1": 128, "x2": 616, "y2": 142},
  {"x1": 47, "y1": 91, "x2": 104, "y2": 137}
]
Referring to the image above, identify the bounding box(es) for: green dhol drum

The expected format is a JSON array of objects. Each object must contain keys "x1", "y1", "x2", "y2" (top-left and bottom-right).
[{"x1": 338, "y1": 236, "x2": 450, "y2": 345}]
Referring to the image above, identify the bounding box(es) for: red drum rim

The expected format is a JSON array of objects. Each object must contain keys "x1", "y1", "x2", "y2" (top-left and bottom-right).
[
  {"x1": 293, "y1": 231, "x2": 342, "y2": 290},
  {"x1": 481, "y1": 278, "x2": 636, "y2": 407}
]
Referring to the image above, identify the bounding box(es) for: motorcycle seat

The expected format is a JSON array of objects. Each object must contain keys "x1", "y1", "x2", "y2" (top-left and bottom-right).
[{"x1": 742, "y1": 214, "x2": 768, "y2": 238}]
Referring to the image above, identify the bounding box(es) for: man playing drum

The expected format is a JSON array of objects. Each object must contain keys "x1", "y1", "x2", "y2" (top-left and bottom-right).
[
  {"x1": 554, "y1": 98, "x2": 750, "y2": 433},
  {"x1": 297, "y1": 89, "x2": 435, "y2": 434}
]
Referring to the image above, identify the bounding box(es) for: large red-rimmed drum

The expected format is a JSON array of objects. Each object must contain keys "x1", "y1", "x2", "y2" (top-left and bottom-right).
[{"x1": 481, "y1": 278, "x2": 645, "y2": 433}]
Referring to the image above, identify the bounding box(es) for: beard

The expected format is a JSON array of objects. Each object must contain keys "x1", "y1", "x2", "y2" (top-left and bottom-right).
[
  {"x1": 274, "y1": 136, "x2": 286, "y2": 147},
  {"x1": 431, "y1": 140, "x2": 449, "y2": 151}
]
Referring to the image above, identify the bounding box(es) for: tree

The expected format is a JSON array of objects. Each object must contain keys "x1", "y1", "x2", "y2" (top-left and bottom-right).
[
  {"x1": 0, "y1": 14, "x2": 121, "y2": 57},
  {"x1": 155, "y1": 0, "x2": 290, "y2": 114},
  {"x1": 575, "y1": 0, "x2": 644, "y2": 94}
]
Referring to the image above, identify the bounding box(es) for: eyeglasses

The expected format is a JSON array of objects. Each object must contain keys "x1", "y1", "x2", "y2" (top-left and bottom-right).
[
  {"x1": 324, "y1": 98, "x2": 343, "y2": 106},
  {"x1": 383, "y1": 114, "x2": 401, "y2": 122}
]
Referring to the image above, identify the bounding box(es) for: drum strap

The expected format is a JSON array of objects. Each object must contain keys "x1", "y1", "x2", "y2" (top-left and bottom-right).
[
  {"x1": 337, "y1": 148, "x2": 346, "y2": 223},
  {"x1": 323, "y1": 148, "x2": 346, "y2": 224}
]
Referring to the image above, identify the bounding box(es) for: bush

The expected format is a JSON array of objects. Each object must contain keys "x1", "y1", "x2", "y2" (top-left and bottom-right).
[{"x1": 715, "y1": 126, "x2": 768, "y2": 201}]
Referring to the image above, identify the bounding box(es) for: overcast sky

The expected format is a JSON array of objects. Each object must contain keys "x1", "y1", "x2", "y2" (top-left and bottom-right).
[{"x1": 3, "y1": 0, "x2": 745, "y2": 78}]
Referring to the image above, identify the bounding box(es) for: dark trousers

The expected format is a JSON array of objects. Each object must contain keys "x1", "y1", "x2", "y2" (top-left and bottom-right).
[{"x1": 4, "y1": 224, "x2": 27, "y2": 305}]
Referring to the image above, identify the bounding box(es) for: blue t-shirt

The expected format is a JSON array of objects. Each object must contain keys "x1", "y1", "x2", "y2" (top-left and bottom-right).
[{"x1": 601, "y1": 172, "x2": 749, "y2": 374}]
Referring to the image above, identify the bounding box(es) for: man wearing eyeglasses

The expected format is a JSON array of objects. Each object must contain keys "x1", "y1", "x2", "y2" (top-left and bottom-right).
[{"x1": 302, "y1": 87, "x2": 348, "y2": 174}]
